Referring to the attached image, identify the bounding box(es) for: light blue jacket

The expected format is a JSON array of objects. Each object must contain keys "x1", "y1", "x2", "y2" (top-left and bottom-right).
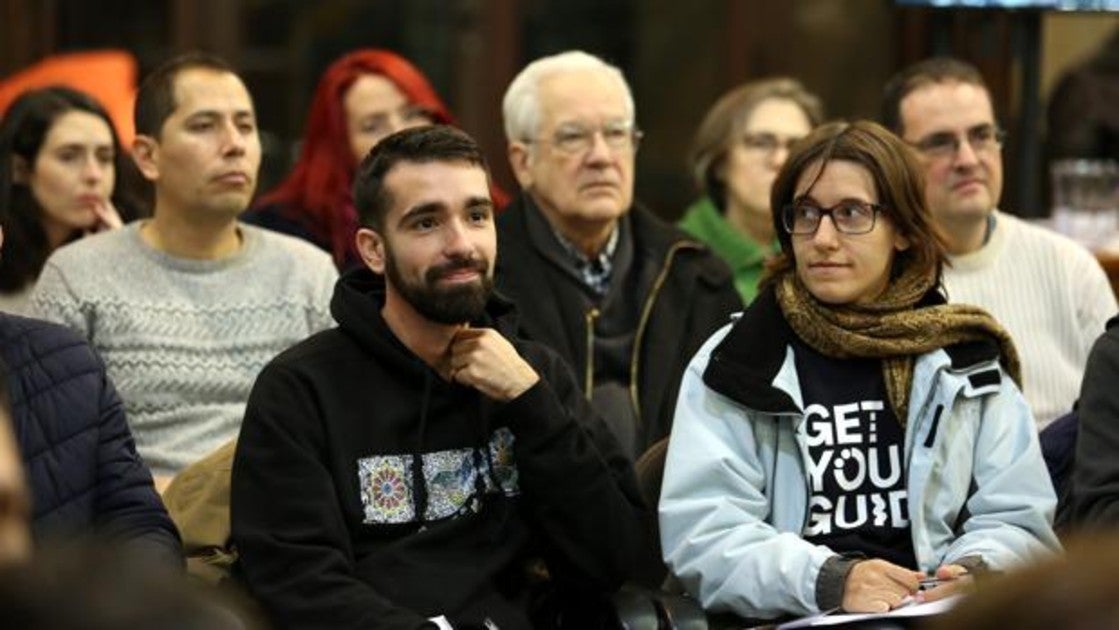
[{"x1": 659, "y1": 320, "x2": 1060, "y2": 620}]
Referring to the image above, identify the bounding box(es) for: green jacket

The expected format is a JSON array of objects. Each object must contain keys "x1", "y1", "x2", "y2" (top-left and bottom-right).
[{"x1": 678, "y1": 197, "x2": 776, "y2": 303}]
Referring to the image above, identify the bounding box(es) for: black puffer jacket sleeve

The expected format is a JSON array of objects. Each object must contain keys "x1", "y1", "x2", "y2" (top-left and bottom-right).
[
  {"x1": 91, "y1": 364, "x2": 182, "y2": 563},
  {"x1": 1, "y1": 314, "x2": 179, "y2": 562}
]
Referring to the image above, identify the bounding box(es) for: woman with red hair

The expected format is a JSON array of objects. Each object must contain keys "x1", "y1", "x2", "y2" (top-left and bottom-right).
[{"x1": 246, "y1": 49, "x2": 502, "y2": 269}]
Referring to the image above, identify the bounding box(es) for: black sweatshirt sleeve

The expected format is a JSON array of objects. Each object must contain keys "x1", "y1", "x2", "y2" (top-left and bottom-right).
[
  {"x1": 231, "y1": 362, "x2": 431, "y2": 630},
  {"x1": 1074, "y1": 324, "x2": 1119, "y2": 526},
  {"x1": 495, "y1": 345, "x2": 647, "y2": 590}
]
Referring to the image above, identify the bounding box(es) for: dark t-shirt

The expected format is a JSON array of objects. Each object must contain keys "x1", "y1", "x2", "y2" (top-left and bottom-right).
[{"x1": 794, "y1": 341, "x2": 917, "y2": 570}]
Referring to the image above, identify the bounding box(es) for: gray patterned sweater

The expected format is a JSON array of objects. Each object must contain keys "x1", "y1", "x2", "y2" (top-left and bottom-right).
[{"x1": 30, "y1": 222, "x2": 338, "y2": 476}]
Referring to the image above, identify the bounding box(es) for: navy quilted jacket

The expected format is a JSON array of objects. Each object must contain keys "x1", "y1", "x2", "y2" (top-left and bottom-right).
[{"x1": 0, "y1": 313, "x2": 180, "y2": 561}]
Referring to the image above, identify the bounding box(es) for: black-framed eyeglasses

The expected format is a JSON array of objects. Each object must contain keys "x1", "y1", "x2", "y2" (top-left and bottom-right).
[
  {"x1": 522, "y1": 120, "x2": 643, "y2": 155},
  {"x1": 782, "y1": 200, "x2": 885, "y2": 236},
  {"x1": 908, "y1": 124, "x2": 1007, "y2": 160},
  {"x1": 741, "y1": 132, "x2": 804, "y2": 156}
]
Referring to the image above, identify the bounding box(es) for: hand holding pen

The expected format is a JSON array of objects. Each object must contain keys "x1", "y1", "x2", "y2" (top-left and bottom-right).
[{"x1": 918, "y1": 563, "x2": 973, "y2": 603}]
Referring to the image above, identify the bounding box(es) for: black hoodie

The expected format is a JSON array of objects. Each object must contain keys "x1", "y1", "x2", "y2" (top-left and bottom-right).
[{"x1": 231, "y1": 268, "x2": 646, "y2": 630}]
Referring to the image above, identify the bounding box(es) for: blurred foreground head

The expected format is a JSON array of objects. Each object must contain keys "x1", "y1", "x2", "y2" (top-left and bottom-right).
[
  {"x1": 0, "y1": 541, "x2": 265, "y2": 630},
  {"x1": 933, "y1": 535, "x2": 1119, "y2": 630}
]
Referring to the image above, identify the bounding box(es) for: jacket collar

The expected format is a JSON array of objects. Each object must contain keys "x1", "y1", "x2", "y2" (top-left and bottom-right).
[{"x1": 702, "y1": 286, "x2": 800, "y2": 414}]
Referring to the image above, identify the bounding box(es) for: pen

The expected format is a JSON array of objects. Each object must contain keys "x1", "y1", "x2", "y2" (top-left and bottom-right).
[
  {"x1": 918, "y1": 577, "x2": 943, "y2": 591},
  {"x1": 919, "y1": 569, "x2": 969, "y2": 591}
]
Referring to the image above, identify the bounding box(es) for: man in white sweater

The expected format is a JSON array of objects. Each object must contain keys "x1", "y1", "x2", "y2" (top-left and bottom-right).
[
  {"x1": 30, "y1": 53, "x2": 337, "y2": 483},
  {"x1": 883, "y1": 57, "x2": 1116, "y2": 428}
]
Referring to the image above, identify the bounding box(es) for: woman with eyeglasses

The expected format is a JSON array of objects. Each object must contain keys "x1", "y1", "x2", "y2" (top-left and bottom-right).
[
  {"x1": 244, "y1": 49, "x2": 506, "y2": 270},
  {"x1": 0, "y1": 86, "x2": 141, "y2": 314},
  {"x1": 659, "y1": 120, "x2": 1059, "y2": 621},
  {"x1": 681, "y1": 78, "x2": 823, "y2": 303}
]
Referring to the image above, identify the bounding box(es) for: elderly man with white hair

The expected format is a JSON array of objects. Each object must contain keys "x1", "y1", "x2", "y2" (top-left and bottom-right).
[{"x1": 495, "y1": 50, "x2": 742, "y2": 460}]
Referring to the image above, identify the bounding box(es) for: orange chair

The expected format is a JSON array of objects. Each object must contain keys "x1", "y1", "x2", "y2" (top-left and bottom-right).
[{"x1": 0, "y1": 49, "x2": 137, "y2": 145}]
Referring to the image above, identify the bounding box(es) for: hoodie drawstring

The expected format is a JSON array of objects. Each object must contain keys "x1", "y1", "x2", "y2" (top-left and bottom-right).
[
  {"x1": 412, "y1": 370, "x2": 433, "y2": 526},
  {"x1": 476, "y1": 398, "x2": 504, "y2": 493}
]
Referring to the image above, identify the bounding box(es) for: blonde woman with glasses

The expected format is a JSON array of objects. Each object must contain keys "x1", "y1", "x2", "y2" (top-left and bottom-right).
[{"x1": 681, "y1": 78, "x2": 823, "y2": 303}]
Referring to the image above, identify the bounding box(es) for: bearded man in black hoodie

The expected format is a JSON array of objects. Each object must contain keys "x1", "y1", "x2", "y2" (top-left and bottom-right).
[{"x1": 230, "y1": 125, "x2": 646, "y2": 630}]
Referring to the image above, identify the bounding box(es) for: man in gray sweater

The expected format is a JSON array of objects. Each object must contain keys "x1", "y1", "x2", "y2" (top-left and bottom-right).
[{"x1": 30, "y1": 53, "x2": 338, "y2": 485}]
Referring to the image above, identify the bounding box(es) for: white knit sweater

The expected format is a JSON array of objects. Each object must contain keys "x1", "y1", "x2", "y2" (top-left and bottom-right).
[
  {"x1": 30, "y1": 222, "x2": 338, "y2": 475},
  {"x1": 942, "y1": 210, "x2": 1116, "y2": 428}
]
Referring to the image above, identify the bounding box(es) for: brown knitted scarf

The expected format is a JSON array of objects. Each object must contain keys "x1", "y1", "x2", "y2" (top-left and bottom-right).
[{"x1": 774, "y1": 263, "x2": 1021, "y2": 424}]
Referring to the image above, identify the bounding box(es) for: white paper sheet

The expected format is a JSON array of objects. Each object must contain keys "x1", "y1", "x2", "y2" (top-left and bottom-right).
[{"x1": 775, "y1": 595, "x2": 962, "y2": 629}]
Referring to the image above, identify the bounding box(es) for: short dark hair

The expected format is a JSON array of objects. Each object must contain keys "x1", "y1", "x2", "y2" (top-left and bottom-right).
[
  {"x1": 766, "y1": 120, "x2": 947, "y2": 289},
  {"x1": 353, "y1": 125, "x2": 489, "y2": 230},
  {"x1": 881, "y1": 57, "x2": 990, "y2": 136},
  {"x1": 134, "y1": 52, "x2": 236, "y2": 138}
]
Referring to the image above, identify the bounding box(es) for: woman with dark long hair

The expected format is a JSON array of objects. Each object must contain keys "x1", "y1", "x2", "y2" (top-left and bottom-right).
[
  {"x1": 659, "y1": 120, "x2": 1059, "y2": 621},
  {"x1": 0, "y1": 86, "x2": 140, "y2": 313},
  {"x1": 245, "y1": 49, "x2": 505, "y2": 269}
]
